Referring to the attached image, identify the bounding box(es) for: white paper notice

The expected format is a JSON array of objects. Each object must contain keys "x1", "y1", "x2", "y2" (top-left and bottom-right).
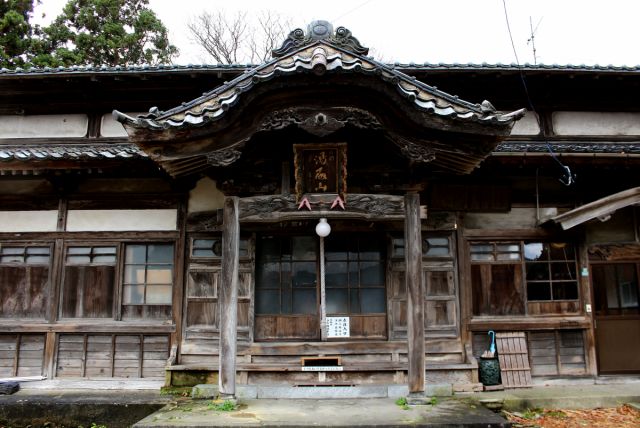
[{"x1": 326, "y1": 316, "x2": 350, "y2": 338}]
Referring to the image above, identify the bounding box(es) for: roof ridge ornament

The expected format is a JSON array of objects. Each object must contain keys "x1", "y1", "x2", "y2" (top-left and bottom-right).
[{"x1": 272, "y1": 20, "x2": 369, "y2": 58}]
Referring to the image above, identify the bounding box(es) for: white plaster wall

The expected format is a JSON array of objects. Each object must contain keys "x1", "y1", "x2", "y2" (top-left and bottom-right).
[
  {"x1": 553, "y1": 112, "x2": 640, "y2": 136},
  {"x1": 510, "y1": 111, "x2": 540, "y2": 135},
  {"x1": 188, "y1": 177, "x2": 225, "y2": 213},
  {"x1": 100, "y1": 113, "x2": 142, "y2": 137},
  {"x1": 0, "y1": 210, "x2": 58, "y2": 232},
  {"x1": 0, "y1": 115, "x2": 88, "y2": 138},
  {"x1": 66, "y1": 209, "x2": 177, "y2": 231}
]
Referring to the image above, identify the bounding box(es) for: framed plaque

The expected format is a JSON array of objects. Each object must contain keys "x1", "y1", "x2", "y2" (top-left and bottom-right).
[{"x1": 293, "y1": 143, "x2": 347, "y2": 202}]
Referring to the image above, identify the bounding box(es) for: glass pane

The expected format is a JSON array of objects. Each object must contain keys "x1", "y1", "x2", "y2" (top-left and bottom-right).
[
  {"x1": 67, "y1": 255, "x2": 91, "y2": 264},
  {"x1": 292, "y1": 262, "x2": 316, "y2": 287},
  {"x1": 527, "y1": 282, "x2": 552, "y2": 300},
  {"x1": 496, "y1": 244, "x2": 519, "y2": 252},
  {"x1": 471, "y1": 244, "x2": 493, "y2": 253},
  {"x1": 348, "y1": 261, "x2": 359, "y2": 286},
  {"x1": 326, "y1": 289, "x2": 348, "y2": 314},
  {"x1": 124, "y1": 265, "x2": 146, "y2": 284},
  {"x1": 361, "y1": 288, "x2": 386, "y2": 313},
  {"x1": 281, "y1": 285, "x2": 292, "y2": 314},
  {"x1": 360, "y1": 261, "x2": 384, "y2": 286},
  {"x1": 392, "y1": 238, "x2": 404, "y2": 258},
  {"x1": 549, "y1": 243, "x2": 574, "y2": 260},
  {"x1": 292, "y1": 289, "x2": 316, "y2": 314},
  {"x1": 125, "y1": 245, "x2": 146, "y2": 264},
  {"x1": 146, "y1": 285, "x2": 172, "y2": 304},
  {"x1": 239, "y1": 239, "x2": 249, "y2": 257},
  {"x1": 470, "y1": 253, "x2": 494, "y2": 261},
  {"x1": 281, "y1": 262, "x2": 291, "y2": 287},
  {"x1": 552, "y1": 282, "x2": 578, "y2": 300},
  {"x1": 617, "y1": 264, "x2": 639, "y2": 309},
  {"x1": 524, "y1": 242, "x2": 547, "y2": 261},
  {"x1": 192, "y1": 249, "x2": 214, "y2": 257},
  {"x1": 147, "y1": 266, "x2": 173, "y2": 284},
  {"x1": 292, "y1": 237, "x2": 316, "y2": 260},
  {"x1": 25, "y1": 255, "x2": 50, "y2": 263},
  {"x1": 551, "y1": 262, "x2": 575, "y2": 281},
  {"x1": 425, "y1": 246, "x2": 450, "y2": 257},
  {"x1": 1, "y1": 247, "x2": 24, "y2": 255},
  {"x1": 93, "y1": 246, "x2": 115, "y2": 255},
  {"x1": 325, "y1": 237, "x2": 348, "y2": 261},
  {"x1": 93, "y1": 255, "x2": 116, "y2": 263},
  {"x1": 526, "y1": 262, "x2": 549, "y2": 281},
  {"x1": 123, "y1": 285, "x2": 145, "y2": 304},
  {"x1": 68, "y1": 247, "x2": 90, "y2": 255},
  {"x1": 256, "y1": 262, "x2": 280, "y2": 288},
  {"x1": 0, "y1": 255, "x2": 23, "y2": 263},
  {"x1": 359, "y1": 237, "x2": 382, "y2": 260},
  {"x1": 426, "y1": 237, "x2": 449, "y2": 246},
  {"x1": 147, "y1": 244, "x2": 173, "y2": 263},
  {"x1": 193, "y1": 239, "x2": 215, "y2": 249},
  {"x1": 258, "y1": 237, "x2": 280, "y2": 261},
  {"x1": 256, "y1": 290, "x2": 279, "y2": 314},
  {"x1": 27, "y1": 247, "x2": 50, "y2": 255},
  {"x1": 326, "y1": 261, "x2": 348, "y2": 287},
  {"x1": 349, "y1": 289, "x2": 361, "y2": 314},
  {"x1": 497, "y1": 252, "x2": 521, "y2": 261}
]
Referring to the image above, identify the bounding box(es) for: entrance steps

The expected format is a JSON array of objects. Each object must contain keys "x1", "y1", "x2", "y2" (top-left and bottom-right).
[{"x1": 192, "y1": 383, "x2": 454, "y2": 399}]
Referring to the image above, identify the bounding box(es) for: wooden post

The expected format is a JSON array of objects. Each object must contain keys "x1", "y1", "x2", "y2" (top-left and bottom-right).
[
  {"x1": 219, "y1": 196, "x2": 239, "y2": 397},
  {"x1": 405, "y1": 193, "x2": 425, "y2": 395}
]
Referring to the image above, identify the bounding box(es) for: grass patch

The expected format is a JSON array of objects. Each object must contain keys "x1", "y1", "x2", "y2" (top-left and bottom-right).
[
  {"x1": 208, "y1": 399, "x2": 237, "y2": 412},
  {"x1": 395, "y1": 397, "x2": 410, "y2": 410},
  {"x1": 160, "y1": 386, "x2": 192, "y2": 397}
]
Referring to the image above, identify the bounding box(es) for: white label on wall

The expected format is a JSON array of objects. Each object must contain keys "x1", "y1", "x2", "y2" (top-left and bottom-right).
[
  {"x1": 326, "y1": 316, "x2": 350, "y2": 338},
  {"x1": 302, "y1": 366, "x2": 344, "y2": 371}
]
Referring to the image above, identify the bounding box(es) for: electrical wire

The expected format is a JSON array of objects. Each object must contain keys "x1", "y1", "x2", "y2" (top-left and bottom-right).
[{"x1": 501, "y1": 0, "x2": 574, "y2": 186}]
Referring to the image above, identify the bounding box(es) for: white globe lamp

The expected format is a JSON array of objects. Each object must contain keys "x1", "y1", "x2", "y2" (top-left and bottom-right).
[{"x1": 315, "y1": 218, "x2": 331, "y2": 237}]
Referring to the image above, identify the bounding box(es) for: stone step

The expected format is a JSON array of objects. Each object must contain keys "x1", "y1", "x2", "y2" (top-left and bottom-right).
[{"x1": 191, "y1": 383, "x2": 455, "y2": 399}]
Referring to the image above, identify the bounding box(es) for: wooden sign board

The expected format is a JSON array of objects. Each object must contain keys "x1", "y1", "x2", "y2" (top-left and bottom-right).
[{"x1": 293, "y1": 143, "x2": 347, "y2": 202}]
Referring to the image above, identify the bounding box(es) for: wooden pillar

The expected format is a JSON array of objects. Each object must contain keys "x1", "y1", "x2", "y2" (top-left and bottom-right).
[
  {"x1": 219, "y1": 196, "x2": 239, "y2": 397},
  {"x1": 405, "y1": 193, "x2": 425, "y2": 394}
]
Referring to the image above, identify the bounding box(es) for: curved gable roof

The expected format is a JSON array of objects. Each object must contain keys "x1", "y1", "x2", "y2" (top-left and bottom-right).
[{"x1": 114, "y1": 21, "x2": 524, "y2": 177}]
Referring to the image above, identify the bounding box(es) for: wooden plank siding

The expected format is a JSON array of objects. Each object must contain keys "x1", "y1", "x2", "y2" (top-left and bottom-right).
[
  {"x1": 495, "y1": 332, "x2": 532, "y2": 388},
  {"x1": 0, "y1": 333, "x2": 46, "y2": 377},
  {"x1": 54, "y1": 333, "x2": 170, "y2": 378}
]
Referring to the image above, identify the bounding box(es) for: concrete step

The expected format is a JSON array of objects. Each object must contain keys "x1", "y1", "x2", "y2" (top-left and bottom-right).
[
  {"x1": 191, "y1": 383, "x2": 455, "y2": 399},
  {"x1": 134, "y1": 397, "x2": 511, "y2": 427}
]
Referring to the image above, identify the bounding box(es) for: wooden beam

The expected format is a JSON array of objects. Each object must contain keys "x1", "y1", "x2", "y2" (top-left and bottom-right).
[
  {"x1": 404, "y1": 193, "x2": 425, "y2": 394},
  {"x1": 550, "y1": 186, "x2": 640, "y2": 230},
  {"x1": 219, "y1": 196, "x2": 239, "y2": 397}
]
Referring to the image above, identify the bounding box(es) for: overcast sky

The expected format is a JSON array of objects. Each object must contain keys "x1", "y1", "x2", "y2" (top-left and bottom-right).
[{"x1": 34, "y1": 0, "x2": 640, "y2": 66}]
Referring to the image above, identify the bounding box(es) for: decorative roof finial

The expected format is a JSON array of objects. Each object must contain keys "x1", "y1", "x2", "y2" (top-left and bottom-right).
[{"x1": 272, "y1": 20, "x2": 369, "y2": 58}]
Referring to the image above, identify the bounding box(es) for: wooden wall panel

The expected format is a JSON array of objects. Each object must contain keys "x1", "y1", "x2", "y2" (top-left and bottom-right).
[
  {"x1": 55, "y1": 333, "x2": 169, "y2": 378},
  {"x1": 0, "y1": 334, "x2": 45, "y2": 377}
]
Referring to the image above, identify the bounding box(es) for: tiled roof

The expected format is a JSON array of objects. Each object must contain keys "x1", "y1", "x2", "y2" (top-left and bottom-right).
[
  {"x1": 0, "y1": 143, "x2": 146, "y2": 161},
  {"x1": 115, "y1": 43, "x2": 523, "y2": 134},
  {"x1": 3, "y1": 62, "x2": 640, "y2": 77}
]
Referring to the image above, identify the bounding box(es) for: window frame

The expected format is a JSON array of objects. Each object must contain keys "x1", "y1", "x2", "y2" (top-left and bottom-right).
[
  {"x1": 469, "y1": 240, "x2": 580, "y2": 317},
  {"x1": 0, "y1": 241, "x2": 54, "y2": 320}
]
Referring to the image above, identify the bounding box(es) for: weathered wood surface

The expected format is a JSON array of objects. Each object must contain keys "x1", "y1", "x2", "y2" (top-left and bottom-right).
[
  {"x1": 550, "y1": 186, "x2": 640, "y2": 230},
  {"x1": 467, "y1": 317, "x2": 590, "y2": 331},
  {"x1": 405, "y1": 193, "x2": 425, "y2": 393},
  {"x1": 219, "y1": 196, "x2": 239, "y2": 396},
  {"x1": 238, "y1": 194, "x2": 409, "y2": 222},
  {"x1": 495, "y1": 332, "x2": 532, "y2": 388},
  {"x1": 588, "y1": 243, "x2": 640, "y2": 261}
]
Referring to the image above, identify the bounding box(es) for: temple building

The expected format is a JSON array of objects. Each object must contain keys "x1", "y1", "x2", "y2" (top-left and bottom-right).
[{"x1": 1, "y1": 21, "x2": 639, "y2": 396}]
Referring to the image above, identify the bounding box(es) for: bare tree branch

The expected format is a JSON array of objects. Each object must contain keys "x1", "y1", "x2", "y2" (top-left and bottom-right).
[{"x1": 188, "y1": 9, "x2": 291, "y2": 64}]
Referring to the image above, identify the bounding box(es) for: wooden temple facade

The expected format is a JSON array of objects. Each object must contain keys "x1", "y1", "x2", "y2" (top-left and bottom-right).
[{"x1": 1, "y1": 21, "x2": 639, "y2": 394}]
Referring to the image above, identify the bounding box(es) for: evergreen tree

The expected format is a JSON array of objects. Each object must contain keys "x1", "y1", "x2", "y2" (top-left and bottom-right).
[
  {"x1": 2, "y1": 0, "x2": 178, "y2": 69},
  {"x1": 0, "y1": 0, "x2": 36, "y2": 68}
]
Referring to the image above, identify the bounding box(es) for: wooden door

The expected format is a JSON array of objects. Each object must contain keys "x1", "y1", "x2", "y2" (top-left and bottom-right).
[{"x1": 591, "y1": 263, "x2": 640, "y2": 374}]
